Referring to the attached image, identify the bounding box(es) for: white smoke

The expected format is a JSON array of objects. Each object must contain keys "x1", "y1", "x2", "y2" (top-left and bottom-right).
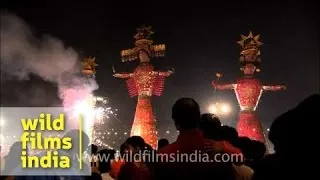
[
  {"x1": 0, "y1": 12, "x2": 98, "y2": 112},
  {"x1": 0, "y1": 13, "x2": 79, "y2": 82}
]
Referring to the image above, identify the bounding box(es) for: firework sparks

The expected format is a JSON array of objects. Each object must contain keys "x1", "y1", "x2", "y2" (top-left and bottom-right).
[{"x1": 91, "y1": 96, "x2": 119, "y2": 147}]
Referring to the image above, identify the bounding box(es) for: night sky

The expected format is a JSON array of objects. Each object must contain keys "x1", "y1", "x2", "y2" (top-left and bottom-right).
[{"x1": 1, "y1": 1, "x2": 319, "y2": 132}]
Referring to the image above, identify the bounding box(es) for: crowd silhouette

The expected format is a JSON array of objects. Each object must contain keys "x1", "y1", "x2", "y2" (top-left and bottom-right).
[{"x1": 1, "y1": 94, "x2": 319, "y2": 180}]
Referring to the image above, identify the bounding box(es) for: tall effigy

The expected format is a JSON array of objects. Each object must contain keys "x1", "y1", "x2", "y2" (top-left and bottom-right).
[
  {"x1": 113, "y1": 26, "x2": 173, "y2": 148},
  {"x1": 212, "y1": 32, "x2": 286, "y2": 142}
]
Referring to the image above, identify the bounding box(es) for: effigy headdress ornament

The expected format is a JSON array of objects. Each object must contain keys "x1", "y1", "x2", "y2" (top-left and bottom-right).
[{"x1": 120, "y1": 25, "x2": 166, "y2": 62}]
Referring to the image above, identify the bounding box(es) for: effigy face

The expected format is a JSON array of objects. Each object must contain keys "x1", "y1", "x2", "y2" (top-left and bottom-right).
[
  {"x1": 235, "y1": 78, "x2": 263, "y2": 111},
  {"x1": 242, "y1": 64, "x2": 256, "y2": 76},
  {"x1": 134, "y1": 64, "x2": 155, "y2": 96}
]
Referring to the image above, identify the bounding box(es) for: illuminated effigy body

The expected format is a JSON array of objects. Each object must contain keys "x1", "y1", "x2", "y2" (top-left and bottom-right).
[
  {"x1": 113, "y1": 26, "x2": 173, "y2": 148},
  {"x1": 212, "y1": 32, "x2": 285, "y2": 142}
]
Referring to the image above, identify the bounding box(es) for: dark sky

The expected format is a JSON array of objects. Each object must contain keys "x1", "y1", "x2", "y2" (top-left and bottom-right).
[{"x1": 1, "y1": 1, "x2": 319, "y2": 131}]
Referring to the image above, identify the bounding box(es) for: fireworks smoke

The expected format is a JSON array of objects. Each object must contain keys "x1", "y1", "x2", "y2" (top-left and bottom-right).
[
  {"x1": 0, "y1": 13, "x2": 78, "y2": 83},
  {"x1": 0, "y1": 12, "x2": 98, "y2": 128}
]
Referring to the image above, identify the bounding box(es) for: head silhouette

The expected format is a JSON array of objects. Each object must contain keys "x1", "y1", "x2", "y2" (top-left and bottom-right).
[
  {"x1": 249, "y1": 140, "x2": 266, "y2": 162},
  {"x1": 295, "y1": 94, "x2": 320, "y2": 112},
  {"x1": 98, "y1": 149, "x2": 116, "y2": 173},
  {"x1": 158, "y1": 138, "x2": 169, "y2": 149},
  {"x1": 269, "y1": 94, "x2": 320, "y2": 155},
  {"x1": 172, "y1": 98, "x2": 201, "y2": 130},
  {"x1": 125, "y1": 136, "x2": 146, "y2": 154},
  {"x1": 89, "y1": 144, "x2": 98, "y2": 155},
  {"x1": 120, "y1": 142, "x2": 127, "y2": 157},
  {"x1": 236, "y1": 137, "x2": 252, "y2": 159},
  {"x1": 199, "y1": 113, "x2": 221, "y2": 140},
  {"x1": 219, "y1": 126, "x2": 239, "y2": 146}
]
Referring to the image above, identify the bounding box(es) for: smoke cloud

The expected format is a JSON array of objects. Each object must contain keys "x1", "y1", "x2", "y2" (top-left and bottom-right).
[
  {"x1": 0, "y1": 12, "x2": 98, "y2": 109},
  {"x1": 0, "y1": 12, "x2": 79, "y2": 82}
]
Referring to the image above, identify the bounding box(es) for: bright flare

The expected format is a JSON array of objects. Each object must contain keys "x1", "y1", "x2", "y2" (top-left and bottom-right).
[
  {"x1": 208, "y1": 104, "x2": 218, "y2": 114},
  {"x1": 221, "y1": 104, "x2": 231, "y2": 114},
  {"x1": 208, "y1": 102, "x2": 231, "y2": 115},
  {"x1": 73, "y1": 98, "x2": 95, "y2": 142}
]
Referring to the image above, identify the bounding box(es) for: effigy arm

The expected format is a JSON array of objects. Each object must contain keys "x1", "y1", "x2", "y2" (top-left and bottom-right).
[
  {"x1": 262, "y1": 84, "x2": 286, "y2": 91},
  {"x1": 113, "y1": 72, "x2": 134, "y2": 79},
  {"x1": 152, "y1": 68, "x2": 174, "y2": 77},
  {"x1": 212, "y1": 81, "x2": 235, "y2": 90}
]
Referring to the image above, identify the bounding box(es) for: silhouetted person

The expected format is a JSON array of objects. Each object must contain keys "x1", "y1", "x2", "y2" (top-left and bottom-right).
[
  {"x1": 219, "y1": 126, "x2": 239, "y2": 146},
  {"x1": 155, "y1": 98, "x2": 235, "y2": 180},
  {"x1": 218, "y1": 127, "x2": 254, "y2": 180},
  {"x1": 119, "y1": 143, "x2": 127, "y2": 157},
  {"x1": 110, "y1": 143, "x2": 127, "y2": 178},
  {"x1": 118, "y1": 136, "x2": 151, "y2": 180},
  {"x1": 144, "y1": 143, "x2": 153, "y2": 152},
  {"x1": 236, "y1": 137, "x2": 252, "y2": 165},
  {"x1": 88, "y1": 144, "x2": 99, "y2": 173},
  {"x1": 253, "y1": 94, "x2": 320, "y2": 180},
  {"x1": 157, "y1": 138, "x2": 169, "y2": 150},
  {"x1": 199, "y1": 114, "x2": 241, "y2": 157},
  {"x1": 247, "y1": 140, "x2": 266, "y2": 170},
  {"x1": 98, "y1": 149, "x2": 116, "y2": 180},
  {"x1": 89, "y1": 144, "x2": 99, "y2": 155},
  {"x1": 199, "y1": 113, "x2": 221, "y2": 140}
]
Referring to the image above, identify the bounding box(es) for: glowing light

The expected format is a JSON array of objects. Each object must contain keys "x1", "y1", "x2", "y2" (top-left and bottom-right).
[
  {"x1": 221, "y1": 104, "x2": 231, "y2": 114},
  {"x1": 208, "y1": 104, "x2": 218, "y2": 114},
  {"x1": 267, "y1": 128, "x2": 270, "y2": 132},
  {"x1": 96, "y1": 97, "x2": 104, "y2": 101},
  {"x1": 166, "y1": 130, "x2": 170, "y2": 134},
  {"x1": 208, "y1": 102, "x2": 231, "y2": 116},
  {"x1": 95, "y1": 107, "x2": 105, "y2": 121},
  {"x1": 74, "y1": 100, "x2": 95, "y2": 120},
  {"x1": 0, "y1": 119, "x2": 5, "y2": 127},
  {"x1": 124, "y1": 132, "x2": 127, "y2": 135}
]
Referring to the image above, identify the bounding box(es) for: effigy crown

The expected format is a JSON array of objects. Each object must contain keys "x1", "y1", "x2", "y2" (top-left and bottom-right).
[
  {"x1": 237, "y1": 31, "x2": 263, "y2": 72},
  {"x1": 120, "y1": 25, "x2": 166, "y2": 62}
]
